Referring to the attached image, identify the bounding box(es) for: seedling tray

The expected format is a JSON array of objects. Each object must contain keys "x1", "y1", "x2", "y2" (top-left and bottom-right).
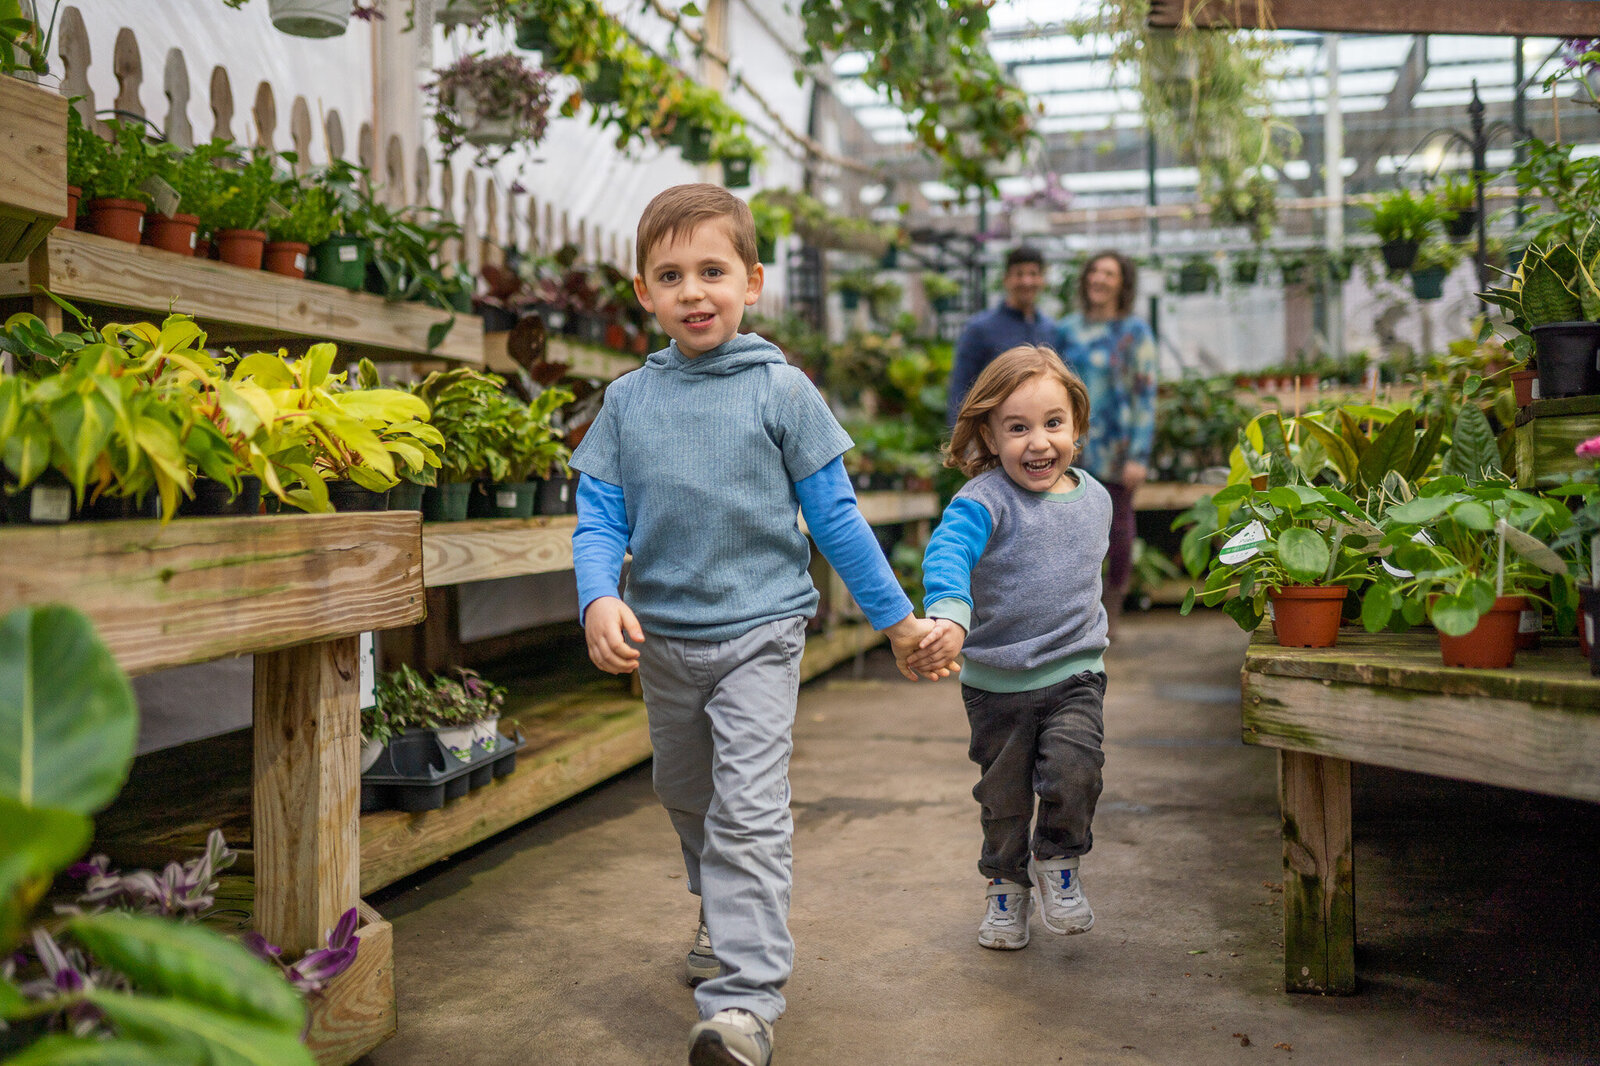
[{"x1": 361, "y1": 726, "x2": 525, "y2": 813}]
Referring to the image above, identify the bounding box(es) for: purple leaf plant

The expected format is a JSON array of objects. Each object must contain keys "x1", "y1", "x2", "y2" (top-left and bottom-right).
[
  {"x1": 59, "y1": 829, "x2": 236, "y2": 920},
  {"x1": 242, "y1": 907, "x2": 362, "y2": 995}
]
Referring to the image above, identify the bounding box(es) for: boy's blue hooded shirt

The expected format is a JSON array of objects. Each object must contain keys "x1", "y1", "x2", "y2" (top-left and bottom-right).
[{"x1": 570, "y1": 332, "x2": 853, "y2": 641}]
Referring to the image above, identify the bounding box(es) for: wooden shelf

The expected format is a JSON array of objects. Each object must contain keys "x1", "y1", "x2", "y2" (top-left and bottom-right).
[
  {"x1": 1514, "y1": 393, "x2": 1600, "y2": 489},
  {"x1": 1240, "y1": 627, "x2": 1599, "y2": 995},
  {"x1": 0, "y1": 77, "x2": 67, "y2": 263},
  {"x1": 482, "y1": 329, "x2": 642, "y2": 381},
  {"x1": 423, "y1": 515, "x2": 576, "y2": 587},
  {"x1": 0, "y1": 228, "x2": 483, "y2": 364},
  {"x1": 1133, "y1": 481, "x2": 1214, "y2": 511}
]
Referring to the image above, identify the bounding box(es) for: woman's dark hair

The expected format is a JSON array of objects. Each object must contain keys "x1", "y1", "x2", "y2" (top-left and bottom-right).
[{"x1": 1077, "y1": 250, "x2": 1138, "y2": 317}]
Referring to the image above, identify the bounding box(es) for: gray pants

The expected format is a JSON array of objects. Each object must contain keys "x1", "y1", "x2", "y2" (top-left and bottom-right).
[
  {"x1": 637, "y1": 615, "x2": 807, "y2": 1024},
  {"x1": 963, "y1": 671, "x2": 1107, "y2": 886}
]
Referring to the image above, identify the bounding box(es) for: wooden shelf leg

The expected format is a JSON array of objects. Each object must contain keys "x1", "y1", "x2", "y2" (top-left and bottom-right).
[
  {"x1": 1280, "y1": 749, "x2": 1355, "y2": 995},
  {"x1": 253, "y1": 636, "x2": 361, "y2": 956}
]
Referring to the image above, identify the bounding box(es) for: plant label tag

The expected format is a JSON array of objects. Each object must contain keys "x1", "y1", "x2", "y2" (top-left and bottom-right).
[
  {"x1": 1218, "y1": 520, "x2": 1267, "y2": 565},
  {"x1": 1380, "y1": 531, "x2": 1433, "y2": 578},
  {"x1": 29, "y1": 484, "x2": 72, "y2": 524},
  {"x1": 264, "y1": 199, "x2": 291, "y2": 221},
  {"x1": 496, "y1": 490, "x2": 517, "y2": 508},
  {"x1": 140, "y1": 175, "x2": 181, "y2": 217},
  {"x1": 1497, "y1": 519, "x2": 1566, "y2": 574},
  {"x1": 1519, "y1": 608, "x2": 1541, "y2": 635},
  {"x1": 188, "y1": 231, "x2": 197, "y2": 250},
  {"x1": 358, "y1": 632, "x2": 376, "y2": 710},
  {"x1": 294, "y1": 253, "x2": 306, "y2": 271},
  {"x1": 339, "y1": 244, "x2": 359, "y2": 262}
]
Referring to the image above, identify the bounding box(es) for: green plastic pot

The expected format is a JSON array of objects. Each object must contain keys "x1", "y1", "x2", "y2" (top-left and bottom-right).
[
  {"x1": 722, "y1": 156, "x2": 752, "y2": 188},
  {"x1": 1409, "y1": 265, "x2": 1447, "y2": 301},
  {"x1": 675, "y1": 123, "x2": 713, "y2": 163},
  {"x1": 468, "y1": 480, "x2": 536, "y2": 519},
  {"x1": 310, "y1": 236, "x2": 371, "y2": 291},
  {"x1": 514, "y1": 16, "x2": 551, "y2": 51},
  {"x1": 389, "y1": 481, "x2": 425, "y2": 512},
  {"x1": 422, "y1": 481, "x2": 472, "y2": 522},
  {"x1": 757, "y1": 234, "x2": 776, "y2": 264}
]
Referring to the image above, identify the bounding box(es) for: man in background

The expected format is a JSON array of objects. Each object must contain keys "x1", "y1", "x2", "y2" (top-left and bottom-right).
[{"x1": 946, "y1": 246, "x2": 1054, "y2": 425}]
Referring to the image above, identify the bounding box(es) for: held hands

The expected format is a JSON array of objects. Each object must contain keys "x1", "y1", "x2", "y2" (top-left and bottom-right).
[
  {"x1": 908, "y1": 617, "x2": 965, "y2": 678},
  {"x1": 584, "y1": 596, "x2": 643, "y2": 674},
  {"x1": 883, "y1": 615, "x2": 960, "y2": 682}
]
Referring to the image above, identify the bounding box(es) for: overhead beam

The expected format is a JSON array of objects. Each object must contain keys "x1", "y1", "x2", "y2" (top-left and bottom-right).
[{"x1": 1148, "y1": 0, "x2": 1600, "y2": 37}]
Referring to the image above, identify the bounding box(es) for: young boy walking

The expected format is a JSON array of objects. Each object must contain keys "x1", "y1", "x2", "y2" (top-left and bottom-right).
[{"x1": 571, "y1": 183, "x2": 946, "y2": 1066}]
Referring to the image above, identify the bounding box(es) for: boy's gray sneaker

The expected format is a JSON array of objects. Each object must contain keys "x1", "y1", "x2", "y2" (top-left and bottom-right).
[
  {"x1": 1029, "y1": 855, "x2": 1094, "y2": 935},
  {"x1": 686, "y1": 907, "x2": 719, "y2": 986},
  {"x1": 977, "y1": 878, "x2": 1031, "y2": 950},
  {"x1": 688, "y1": 1008, "x2": 772, "y2": 1066}
]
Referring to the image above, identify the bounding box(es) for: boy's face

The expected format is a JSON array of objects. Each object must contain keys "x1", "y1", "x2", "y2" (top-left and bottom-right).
[{"x1": 634, "y1": 219, "x2": 763, "y2": 358}]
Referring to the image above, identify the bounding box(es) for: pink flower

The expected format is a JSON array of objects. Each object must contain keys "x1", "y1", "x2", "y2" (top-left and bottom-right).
[{"x1": 1577, "y1": 435, "x2": 1600, "y2": 459}]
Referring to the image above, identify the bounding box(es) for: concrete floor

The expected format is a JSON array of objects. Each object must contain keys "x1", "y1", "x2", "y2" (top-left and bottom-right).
[{"x1": 362, "y1": 610, "x2": 1600, "y2": 1066}]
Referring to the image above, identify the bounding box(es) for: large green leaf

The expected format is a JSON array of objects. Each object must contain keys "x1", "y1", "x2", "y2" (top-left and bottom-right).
[
  {"x1": 1430, "y1": 590, "x2": 1483, "y2": 636},
  {"x1": 1441, "y1": 403, "x2": 1501, "y2": 483},
  {"x1": 1297, "y1": 418, "x2": 1359, "y2": 483},
  {"x1": 1360, "y1": 586, "x2": 1398, "y2": 633},
  {"x1": 1277, "y1": 527, "x2": 1331, "y2": 584},
  {"x1": 0, "y1": 797, "x2": 91, "y2": 956},
  {"x1": 0, "y1": 1035, "x2": 190, "y2": 1066},
  {"x1": 1357, "y1": 409, "x2": 1415, "y2": 487},
  {"x1": 69, "y1": 912, "x2": 307, "y2": 1032},
  {"x1": 0, "y1": 605, "x2": 138, "y2": 813},
  {"x1": 1406, "y1": 417, "x2": 1446, "y2": 482},
  {"x1": 1385, "y1": 495, "x2": 1455, "y2": 525},
  {"x1": 84, "y1": 992, "x2": 315, "y2": 1066}
]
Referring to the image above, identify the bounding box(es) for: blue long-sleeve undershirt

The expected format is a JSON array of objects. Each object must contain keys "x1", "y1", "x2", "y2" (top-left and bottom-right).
[
  {"x1": 572, "y1": 460, "x2": 912, "y2": 631},
  {"x1": 919, "y1": 496, "x2": 994, "y2": 632}
]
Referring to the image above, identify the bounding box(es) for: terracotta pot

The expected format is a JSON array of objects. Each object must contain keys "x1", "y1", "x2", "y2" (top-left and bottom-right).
[
  {"x1": 263, "y1": 240, "x2": 310, "y2": 279},
  {"x1": 215, "y1": 228, "x2": 267, "y2": 269},
  {"x1": 1510, "y1": 369, "x2": 1538, "y2": 407},
  {"x1": 86, "y1": 198, "x2": 147, "y2": 243},
  {"x1": 143, "y1": 212, "x2": 200, "y2": 256},
  {"x1": 1269, "y1": 585, "x2": 1348, "y2": 648},
  {"x1": 1249, "y1": 473, "x2": 1268, "y2": 490},
  {"x1": 1437, "y1": 596, "x2": 1526, "y2": 669},
  {"x1": 58, "y1": 185, "x2": 81, "y2": 230}
]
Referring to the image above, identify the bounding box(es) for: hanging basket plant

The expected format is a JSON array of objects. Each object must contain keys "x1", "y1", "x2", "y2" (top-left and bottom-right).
[{"x1": 427, "y1": 51, "x2": 553, "y2": 163}]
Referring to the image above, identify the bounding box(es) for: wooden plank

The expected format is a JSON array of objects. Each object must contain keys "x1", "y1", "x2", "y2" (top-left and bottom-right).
[
  {"x1": 1279, "y1": 751, "x2": 1355, "y2": 995},
  {"x1": 5, "y1": 229, "x2": 483, "y2": 363},
  {"x1": 829, "y1": 491, "x2": 939, "y2": 529},
  {"x1": 254, "y1": 636, "x2": 362, "y2": 956},
  {"x1": 305, "y1": 904, "x2": 396, "y2": 1066},
  {"x1": 0, "y1": 78, "x2": 68, "y2": 262},
  {"x1": 1242, "y1": 628, "x2": 1599, "y2": 710},
  {"x1": 1242, "y1": 670, "x2": 1600, "y2": 802},
  {"x1": 1148, "y1": 0, "x2": 1600, "y2": 35},
  {"x1": 482, "y1": 330, "x2": 642, "y2": 381},
  {"x1": 422, "y1": 515, "x2": 577, "y2": 587},
  {"x1": 0, "y1": 513, "x2": 424, "y2": 675},
  {"x1": 1514, "y1": 408, "x2": 1600, "y2": 489},
  {"x1": 1133, "y1": 481, "x2": 1213, "y2": 511}
]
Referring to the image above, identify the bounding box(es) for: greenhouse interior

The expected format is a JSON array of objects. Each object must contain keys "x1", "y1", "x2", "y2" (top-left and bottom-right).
[{"x1": 1, "y1": 0, "x2": 1598, "y2": 1063}]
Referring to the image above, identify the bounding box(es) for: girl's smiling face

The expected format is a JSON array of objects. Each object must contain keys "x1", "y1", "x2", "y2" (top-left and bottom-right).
[
  {"x1": 633, "y1": 219, "x2": 763, "y2": 358},
  {"x1": 979, "y1": 374, "x2": 1079, "y2": 493}
]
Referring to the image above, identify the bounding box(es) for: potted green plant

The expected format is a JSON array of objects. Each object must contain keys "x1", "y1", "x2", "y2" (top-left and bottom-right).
[
  {"x1": 1408, "y1": 240, "x2": 1463, "y2": 301},
  {"x1": 262, "y1": 160, "x2": 339, "y2": 278},
  {"x1": 305, "y1": 158, "x2": 373, "y2": 290},
  {"x1": 1275, "y1": 249, "x2": 1308, "y2": 287},
  {"x1": 1478, "y1": 223, "x2": 1600, "y2": 399},
  {"x1": 201, "y1": 151, "x2": 277, "y2": 268},
  {"x1": 1179, "y1": 479, "x2": 1380, "y2": 647},
  {"x1": 1551, "y1": 435, "x2": 1600, "y2": 673},
  {"x1": 715, "y1": 131, "x2": 762, "y2": 188},
  {"x1": 922, "y1": 271, "x2": 962, "y2": 313},
  {"x1": 749, "y1": 195, "x2": 791, "y2": 264},
  {"x1": 1362, "y1": 479, "x2": 1571, "y2": 668},
  {"x1": 427, "y1": 51, "x2": 553, "y2": 162},
  {"x1": 1231, "y1": 250, "x2": 1261, "y2": 286},
  {"x1": 144, "y1": 139, "x2": 237, "y2": 256},
  {"x1": 78, "y1": 120, "x2": 161, "y2": 244},
  {"x1": 473, "y1": 383, "x2": 575, "y2": 518},
  {"x1": 832, "y1": 267, "x2": 879, "y2": 312},
  {"x1": 1174, "y1": 254, "x2": 1219, "y2": 294},
  {"x1": 407, "y1": 367, "x2": 507, "y2": 520},
  {"x1": 1439, "y1": 173, "x2": 1479, "y2": 240},
  {"x1": 1368, "y1": 187, "x2": 1440, "y2": 273}
]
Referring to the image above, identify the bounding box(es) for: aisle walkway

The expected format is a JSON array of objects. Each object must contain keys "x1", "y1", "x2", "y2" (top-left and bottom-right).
[{"x1": 362, "y1": 611, "x2": 1599, "y2": 1065}]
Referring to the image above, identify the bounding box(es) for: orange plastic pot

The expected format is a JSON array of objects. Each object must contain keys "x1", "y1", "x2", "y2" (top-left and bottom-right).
[
  {"x1": 263, "y1": 240, "x2": 310, "y2": 278},
  {"x1": 1269, "y1": 585, "x2": 1348, "y2": 648},
  {"x1": 58, "y1": 185, "x2": 81, "y2": 230},
  {"x1": 1437, "y1": 596, "x2": 1526, "y2": 669},
  {"x1": 143, "y1": 212, "x2": 200, "y2": 255},
  {"x1": 215, "y1": 228, "x2": 267, "y2": 269},
  {"x1": 1510, "y1": 369, "x2": 1537, "y2": 408},
  {"x1": 86, "y1": 198, "x2": 147, "y2": 243}
]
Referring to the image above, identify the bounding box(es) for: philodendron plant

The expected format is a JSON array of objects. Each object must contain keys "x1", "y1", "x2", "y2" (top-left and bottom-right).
[
  {"x1": 1359, "y1": 478, "x2": 1573, "y2": 636},
  {"x1": 1180, "y1": 480, "x2": 1381, "y2": 631}
]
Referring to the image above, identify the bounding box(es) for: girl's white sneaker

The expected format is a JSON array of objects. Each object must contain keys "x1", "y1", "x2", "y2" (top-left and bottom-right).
[
  {"x1": 1030, "y1": 856, "x2": 1095, "y2": 935},
  {"x1": 978, "y1": 878, "x2": 1032, "y2": 949}
]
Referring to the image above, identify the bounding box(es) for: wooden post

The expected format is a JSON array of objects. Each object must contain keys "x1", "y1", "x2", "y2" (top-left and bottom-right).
[
  {"x1": 1280, "y1": 750, "x2": 1355, "y2": 994},
  {"x1": 253, "y1": 636, "x2": 362, "y2": 956}
]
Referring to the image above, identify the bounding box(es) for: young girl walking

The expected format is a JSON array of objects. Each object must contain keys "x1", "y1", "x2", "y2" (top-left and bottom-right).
[{"x1": 909, "y1": 344, "x2": 1112, "y2": 949}]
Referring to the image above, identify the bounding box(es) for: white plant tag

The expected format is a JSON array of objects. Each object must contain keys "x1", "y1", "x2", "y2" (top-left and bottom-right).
[
  {"x1": 294, "y1": 252, "x2": 306, "y2": 271},
  {"x1": 496, "y1": 490, "x2": 516, "y2": 508},
  {"x1": 188, "y1": 231, "x2": 197, "y2": 250},
  {"x1": 140, "y1": 175, "x2": 180, "y2": 217},
  {"x1": 1497, "y1": 519, "x2": 1566, "y2": 574},
  {"x1": 30, "y1": 484, "x2": 72, "y2": 523},
  {"x1": 1218, "y1": 520, "x2": 1267, "y2": 564},
  {"x1": 263, "y1": 199, "x2": 291, "y2": 220},
  {"x1": 338, "y1": 243, "x2": 359, "y2": 262},
  {"x1": 358, "y1": 632, "x2": 376, "y2": 710},
  {"x1": 1518, "y1": 608, "x2": 1541, "y2": 634},
  {"x1": 1380, "y1": 531, "x2": 1434, "y2": 579}
]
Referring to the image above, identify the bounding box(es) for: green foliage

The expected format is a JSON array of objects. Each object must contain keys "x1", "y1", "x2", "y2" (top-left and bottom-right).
[
  {"x1": 427, "y1": 50, "x2": 553, "y2": 163},
  {"x1": 0, "y1": 0, "x2": 58, "y2": 76},
  {"x1": 1367, "y1": 187, "x2": 1440, "y2": 244},
  {"x1": 407, "y1": 368, "x2": 570, "y2": 483},
  {"x1": 1152, "y1": 375, "x2": 1257, "y2": 482},
  {"x1": 264, "y1": 171, "x2": 340, "y2": 247},
  {"x1": 76, "y1": 120, "x2": 162, "y2": 206},
  {"x1": 152, "y1": 140, "x2": 234, "y2": 222},
  {"x1": 203, "y1": 152, "x2": 277, "y2": 233},
  {"x1": 368, "y1": 664, "x2": 506, "y2": 741}
]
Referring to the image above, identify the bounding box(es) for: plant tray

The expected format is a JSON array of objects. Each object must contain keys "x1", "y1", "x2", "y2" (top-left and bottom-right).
[{"x1": 360, "y1": 726, "x2": 526, "y2": 813}]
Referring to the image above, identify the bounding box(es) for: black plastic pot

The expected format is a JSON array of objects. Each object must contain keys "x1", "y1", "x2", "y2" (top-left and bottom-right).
[
  {"x1": 1531, "y1": 321, "x2": 1600, "y2": 399},
  {"x1": 2, "y1": 472, "x2": 75, "y2": 525},
  {"x1": 1409, "y1": 266, "x2": 1448, "y2": 302},
  {"x1": 423, "y1": 481, "x2": 472, "y2": 522},
  {"x1": 1380, "y1": 238, "x2": 1419, "y2": 273},
  {"x1": 360, "y1": 726, "x2": 524, "y2": 813},
  {"x1": 479, "y1": 304, "x2": 517, "y2": 332},
  {"x1": 533, "y1": 475, "x2": 575, "y2": 515},
  {"x1": 179, "y1": 475, "x2": 262, "y2": 517},
  {"x1": 388, "y1": 481, "x2": 425, "y2": 512},
  {"x1": 77, "y1": 492, "x2": 159, "y2": 522},
  {"x1": 325, "y1": 479, "x2": 390, "y2": 513},
  {"x1": 1444, "y1": 208, "x2": 1478, "y2": 240},
  {"x1": 675, "y1": 123, "x2": 713, "y2": 163},
  {"x1": 468, "y1": 480, "x2": 536, "y2": 519},
  {"x1": 1580, "y1": 584, "x2": 1600, "y2": 677}
]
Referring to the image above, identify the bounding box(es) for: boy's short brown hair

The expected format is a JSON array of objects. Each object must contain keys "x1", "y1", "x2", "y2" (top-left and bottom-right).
[
  {"x1": 944, "y1": 345, "x2": 1091, "y2": 478},
  {"x1": 636, "y1": 183, "x2": 759, "y2": 275}
]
